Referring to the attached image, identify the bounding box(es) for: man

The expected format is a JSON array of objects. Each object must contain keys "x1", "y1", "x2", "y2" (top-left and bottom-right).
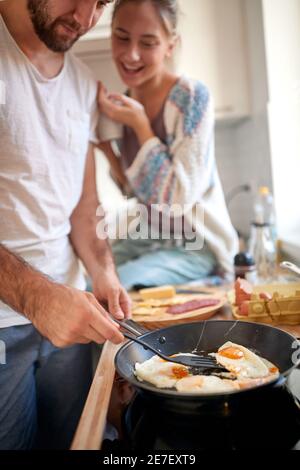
[{"x1": 0, "y1": 0, "x2": 131, "y2": 449}]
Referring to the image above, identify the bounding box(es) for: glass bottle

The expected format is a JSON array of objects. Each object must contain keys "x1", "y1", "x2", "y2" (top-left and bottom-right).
[
  {"x1": 248, "y1": 223, "x2": 277, "y2": 282},
  {"x1": 253, "y1": 186, "x2": 277, "y2": 243},
  {"x1": 248, "y1": 187, "x2": 278, "y2": 282}
]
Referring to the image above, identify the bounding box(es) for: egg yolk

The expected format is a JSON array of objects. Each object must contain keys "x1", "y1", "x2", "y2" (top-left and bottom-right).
[
  {"x1": 219, "y1": 347, "x2": 244, "y2": 360},
  {"x1": 172, "y1": 367, "x2": 189, "y2": 379}
]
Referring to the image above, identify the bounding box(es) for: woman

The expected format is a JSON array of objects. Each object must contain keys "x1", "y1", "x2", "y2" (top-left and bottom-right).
[{"x1": 97, "y1": 0, "x2": 238, "y2": 290}]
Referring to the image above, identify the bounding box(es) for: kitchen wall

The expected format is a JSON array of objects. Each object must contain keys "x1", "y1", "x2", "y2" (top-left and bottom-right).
[{"x1": 215, "y1": 0, "x2": 273, "y2": 239}]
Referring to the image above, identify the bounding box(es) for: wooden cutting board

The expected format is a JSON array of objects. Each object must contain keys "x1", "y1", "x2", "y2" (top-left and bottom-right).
[
  {"x1": 228, "y1": 282, "x2": 300, "y2": 326},
  {"x1": 131, "y1": 288, "x2": 227, "y2": 330}
]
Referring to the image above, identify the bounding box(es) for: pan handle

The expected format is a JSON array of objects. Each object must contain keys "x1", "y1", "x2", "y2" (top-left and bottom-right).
[
  {"x1": 125, "y1": 319, "x2": 149, "y2": 336},
  {"x1": 114, "y1": 318, "x2": 149, "y2": 337},
  {"x1": 120, "y1": 331, "x2": 167, "y2": 360}
]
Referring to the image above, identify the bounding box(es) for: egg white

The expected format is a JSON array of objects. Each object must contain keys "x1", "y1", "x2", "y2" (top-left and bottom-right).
[
  {"x1": 134, "y1": 345, "x2": 279, "y2": 394},
  {"x1": 213, "y1": 342, "x2": 270, "y2": 379},
  {"x1": 135, "y1": 355, "x2": 191, "y2": 389},
  {"x1": 176, "y1": 375, "x2": 240, "y2": 394}
]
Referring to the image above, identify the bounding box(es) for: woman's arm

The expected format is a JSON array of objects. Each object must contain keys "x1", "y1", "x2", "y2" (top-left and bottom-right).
[
  {"x1": 125, "y1": 84, "x2": 215, "y2": 207},
  {"x1": 97, "y1": 80, "x2": 214, "y2": 207}
]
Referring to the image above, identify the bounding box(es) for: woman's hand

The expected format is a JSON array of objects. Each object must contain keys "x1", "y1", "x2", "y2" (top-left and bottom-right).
[{"x1": 98, "y1": 82, "x2": 154, "y2": 145}]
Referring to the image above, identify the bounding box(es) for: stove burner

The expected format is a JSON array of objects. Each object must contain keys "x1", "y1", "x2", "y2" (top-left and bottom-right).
[{"x1": 103, "y1": 372, "x2": 300, "y2": 451}]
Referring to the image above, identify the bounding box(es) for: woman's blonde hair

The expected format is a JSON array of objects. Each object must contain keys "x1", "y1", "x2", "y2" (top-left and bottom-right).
[{"x1": 112, "y1": 0, "x2": 179, "y2": 37}]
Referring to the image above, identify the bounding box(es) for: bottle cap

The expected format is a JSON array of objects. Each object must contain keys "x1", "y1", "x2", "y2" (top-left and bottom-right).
[
  {"x1": 259, "y1": 186, "x2": 270, "y2": 196},
  {"x1": 234, "y1": 252, "x2": 255, "y2": 267}
]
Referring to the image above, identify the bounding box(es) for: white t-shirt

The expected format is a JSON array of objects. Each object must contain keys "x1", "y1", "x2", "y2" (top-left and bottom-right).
[{"x1": 0, "y1": 15, "x2": 99, "y2": 328}]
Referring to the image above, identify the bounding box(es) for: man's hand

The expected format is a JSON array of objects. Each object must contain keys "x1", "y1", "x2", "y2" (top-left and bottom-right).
[
  {"x1": 0, "y1": 244, "x2": 124, "y2": 348},
  {"x1": 91, "y1": 268, "x2": 132, "y2": 320},
  {"x1": 26, "y1": 281, "x2": 125, "y2": 348}
]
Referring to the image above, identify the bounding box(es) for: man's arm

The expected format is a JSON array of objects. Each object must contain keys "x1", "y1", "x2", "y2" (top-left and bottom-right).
[
  {"x1": 69, "y1": 144, "x2": 132, "y2": 319},
  {"x1": 0, "y1": 244, "x2": 124, "y2": 347},
  {"x1": 97, "y1": 141, "x2": 128, "y2": 191},
  {"x1": 0, "y1": 244, "x2": 50, "y2": 317}
]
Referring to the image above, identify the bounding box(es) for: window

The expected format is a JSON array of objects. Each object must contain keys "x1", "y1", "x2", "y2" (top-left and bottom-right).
[{"x1": 263, "y1": 0, "x2": 300, "y2": 260}]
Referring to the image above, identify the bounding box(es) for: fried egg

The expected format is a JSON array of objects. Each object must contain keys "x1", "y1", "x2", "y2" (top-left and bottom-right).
[
  {"x1": 135, "y1": 355, "x2": 191, "y2": 389},
  {"x1": 134, "y1": 344, "x2": 279, "y2": 394},
  {"x1": 212, "y1": 342, "x2": 271, "y2": 379},
  {"x1": 176, "y1": 375, "x2": 240, "y2": 394}
]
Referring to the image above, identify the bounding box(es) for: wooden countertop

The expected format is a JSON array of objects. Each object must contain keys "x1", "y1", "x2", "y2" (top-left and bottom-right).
[{"x1": 71, "y1": 341, "x2": 123, "y2": 450}]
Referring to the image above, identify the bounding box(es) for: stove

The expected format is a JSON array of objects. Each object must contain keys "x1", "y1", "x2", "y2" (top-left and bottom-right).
[{"x1": 103, "y1": 370, "x2": 300, "y2": 451}]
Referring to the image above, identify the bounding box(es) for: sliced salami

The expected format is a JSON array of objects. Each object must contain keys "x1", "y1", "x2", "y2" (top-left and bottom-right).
[{"x1": 166, "y1": 298, "x2": 220, "y2": 315}]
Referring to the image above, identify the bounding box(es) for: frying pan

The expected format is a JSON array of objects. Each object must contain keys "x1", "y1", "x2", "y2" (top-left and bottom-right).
[{"x1": 115, "y1": 320, "x2": 300, "y2": 408}]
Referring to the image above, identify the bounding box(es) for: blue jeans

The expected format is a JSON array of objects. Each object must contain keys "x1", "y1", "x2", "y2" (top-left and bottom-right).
[
  {"x1": 112, "y1": 238, "x2": 217, "y2": 290},
  {"x1": 0, "y1": 324, "x2": 92, "y2": 450}
]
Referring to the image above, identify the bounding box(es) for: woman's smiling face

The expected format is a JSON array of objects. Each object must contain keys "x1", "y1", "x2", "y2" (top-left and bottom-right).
[{"x1": 111, "y1": 1, "x2": 175, "y2": 88}]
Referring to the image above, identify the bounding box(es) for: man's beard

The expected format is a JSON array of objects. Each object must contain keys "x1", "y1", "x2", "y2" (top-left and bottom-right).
[{"x1": 27, "y1": 0, "x2": 85, "y2": 52}]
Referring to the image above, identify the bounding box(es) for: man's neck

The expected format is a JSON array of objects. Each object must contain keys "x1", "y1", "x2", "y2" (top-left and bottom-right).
[{"x1": 0, "y1": 0, "x2": 64, "y2": 79}]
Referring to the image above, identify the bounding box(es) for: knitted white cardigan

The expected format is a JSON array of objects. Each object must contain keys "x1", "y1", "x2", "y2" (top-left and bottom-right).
[{"x1": 122, "y1": 76, "x2": 238, "y2": 275}]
